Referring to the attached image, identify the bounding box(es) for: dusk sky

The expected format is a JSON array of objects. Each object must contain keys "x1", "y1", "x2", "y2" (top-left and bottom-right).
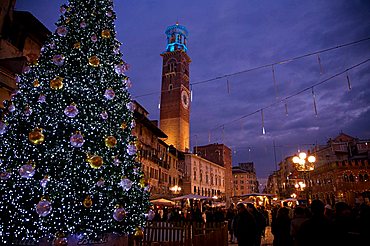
[{"x1": 15, "y1": 0, "x2": 370, "y2": 181}]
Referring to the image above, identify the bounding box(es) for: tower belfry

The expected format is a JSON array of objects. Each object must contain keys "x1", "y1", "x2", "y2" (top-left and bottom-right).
[{"x1": 159, "y1": 23, "x2": 191, "y2": 152}]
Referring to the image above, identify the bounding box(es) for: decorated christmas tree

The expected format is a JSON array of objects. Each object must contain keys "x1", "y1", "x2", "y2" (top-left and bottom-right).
[{"x1": 0, "y1": 0, "x2": 150, "y2": 244}]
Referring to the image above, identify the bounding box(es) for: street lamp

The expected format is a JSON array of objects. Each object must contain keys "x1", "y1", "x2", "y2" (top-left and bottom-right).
[
  {"x1": 169, "y1": 185, "x2": 182, "y2": 195},
  {"x1": 292, "y1": 151, "x2": 316, "y2": 204}
]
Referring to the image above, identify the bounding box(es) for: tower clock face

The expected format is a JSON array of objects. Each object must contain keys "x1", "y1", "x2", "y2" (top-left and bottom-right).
[{"x1": 181, "y1": 90, "x2": 190, "y2": 109}]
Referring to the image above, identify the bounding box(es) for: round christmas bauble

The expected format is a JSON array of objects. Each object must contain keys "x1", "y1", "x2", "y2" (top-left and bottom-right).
[
  {"x1": 0, "y1": 171, "x2": 10, "y2": 180},
  {"x1": 36, "y1": 198, "x2": 52, "y2": 217},
  {"x1": 53, "y1": 54, "x2": 65, "y2": 66},
  {"x1": 19, "y1": 164, "x2": 35, "y2": 178},
  {"x1": 104, "y1": 88, "x2": 115, "y2": 100},
  {"x1": 87, "y1": 155, "x2": 103, "y2": 169},
  {"x1": 127, "y1": 102, "x2": 135, "y2": 112},
  {"x1": 0, "y1": 121, "x2": 6, "y2": 135},
  {"x1": 38, "y1": 94, "x2": 46, "y2": 103},
  {"x1": 105, "y1": 136, "x2": 117, "y2": 148},
  {"x1": 50, "y1": 76, "x2": 64, "y2": 89},
  {"x1": 91, "y1": 34, "x2": 98, "y2": 42},
  {"x1": 113, "y1": 207, "x2": 126, "y2": 222},
  {"x1": 8, "y1": 104, "x2": 15, "y2": 112},
  {"x1": 40, "y1": 176, "x2": 50, "y2": 188},
  {"x1": 80, "y1": 21, "x2": 86, "y2": 28},
  {"x1": 101, "y1": 29, "x2": 111, "y2": 38},
  {"x1": 24, "y1": 106, "x2": 32, "y2": 116},
  {"x1": 83, "y1": 195, "x2": 92, "y2": 208},
  {"x1": 101, "y1": 111, "x2": 108, "y2": 120},
  {"x1": 127, "y1": 144, "x2": 137, "y2": 155},
  {"x1": 120, "y1": 177, "x2": 133, "y2": 191},
  {"x1": 134, "y1": 227, "x2": 144, "y2": 240},
  {"x1": 60, "y1": 6, "x2": 66, "y2": 14},
  {"x1": 120, "y1": 122, "x2": 127, "y2": 129},
  {"x1": 29, "y1": 128, "x2": 45, "y2": 144},
  {"x1": 106, "y1": 11, "x2": 113, "y2": 17},
  {"x1": 33, "y1": 79, "x2": 40, "y2": 87},
  {"x1": 64, "y1": 103, "x2": 79, "y2": 118},
  {"x1": 70, "y1": 132, "x2": 85, "y2": 148},
  {"x1": 114, "y1": 63, "x2": 127, "y2": 75},
  {"x1": 74, "y1": 42, "x2": 81, "y2": 49},
  {"x1": 113, "y1": 156, "x2": 121, "y2": 166},
  {"x1": 88, "y1": 56, "x2": 100, "y2": 67},
  {"x1": 56, "y1": 26, "x2": 67, "y2": 37},
  {"x1": 96, "y1": 178, "x2": 105, "y2": 187}
]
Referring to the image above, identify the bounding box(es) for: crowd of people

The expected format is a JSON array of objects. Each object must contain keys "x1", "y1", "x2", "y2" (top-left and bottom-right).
[{"x1": 146, "y1": 199, "x2": 370, "y2": 246}]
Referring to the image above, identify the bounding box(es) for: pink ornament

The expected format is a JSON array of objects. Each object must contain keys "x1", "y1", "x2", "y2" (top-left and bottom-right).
[
  {"x1": 120, "y1": 178, "x2": 133, "y2": 191},
  {"x1": 97, "y1": 178, "x2": 105, "y2": 187},
  {"x1": 64, "y1": 104, "x2": 79, "y2": 118},
  {"x1": 0, "y1": 121, "x2": 7, "y2": 135},
  {"x1": 60, "y1": 6, "x2": 66, "y2": 14},
  {"x1": 104, "y1": 88, "x2": 115, "y2": 100},
  {"x1": 101, "y1": 111, "x2": 108, "y2": 120},
  {"x1": 52, "y1": 54, "x2": 65, "y2": 66},
  {"x1": 80, "y1": 21, "x2": 87, "y2": 28},
  {"x1": 115, "y1": 63, "x2": 128, "y2": 75},
  {"x1": 106, "y1": 11, "x2": 113, "y2": 17},
  {"x1": 24, "y1": 107, "x2": 32, "y2": 116},
  {"x1": 56, "y1": 26, "x2": 68, "y2": 37},
  {"x1": 126, "y1": 102, "x2": 135, "y2": 112},
  {"x1": 113, "y1": 207, "x2": 126, "y2": 222},
  {"x1": 40, "y1": 177, "x2": 49, "y2": 188},
  {"x1": 19, "y1": 164, "x2": 35, "y2": 178},
  {"x1": 70, "y1": 132, "x2": 85, "y2": 148},
  {"x1": 0, "y1": 171, "x2": 10, "y2": 180},
  {"x1": 91, "y1": 34, "x2": 98, "y2": 42},
  {"x1": 38, "y1": 94, "x2": 46, "y2": 103},
  {"x1": 23, "y1": 66, "x2": 30, "y2": 73},
  {"x1": 127, "y1": 145, "x2": 137, "y2": 155},
  {"x1": 8, "y1": 104, "x2": 15, "y2": 112},
  {"x1": 36, "y1": 199, "x2": 52, "y2": 217}
]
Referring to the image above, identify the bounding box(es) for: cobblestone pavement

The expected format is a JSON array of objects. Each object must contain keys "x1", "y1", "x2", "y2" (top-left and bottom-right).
[{"x1": 228, "y1": 226, "x2": 274, "y2": 246}]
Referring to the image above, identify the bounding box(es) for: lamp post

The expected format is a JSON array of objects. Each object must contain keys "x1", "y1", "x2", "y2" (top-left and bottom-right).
[
  {"x1": 292, "y1": 152, "x2": 316, "y2": 204},
  {"x1": 169, "y1": 185, "x2": 182, "y2": 195}
]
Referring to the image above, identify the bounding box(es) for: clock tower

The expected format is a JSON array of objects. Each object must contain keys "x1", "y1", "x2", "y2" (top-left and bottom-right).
[{"x1": 159, "y1": 22, "x2": 191, "y2": 152}]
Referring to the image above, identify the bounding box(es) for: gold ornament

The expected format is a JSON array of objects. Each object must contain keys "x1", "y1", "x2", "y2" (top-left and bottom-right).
[
  {"x1": 50, "y1": 76, "x2": 64, "y2": 90},
  {"x1": 29, "y1": 128, "x2": 45, "y2": 144},
  {"x1": 65, "y1": 18, "x2": 70, "y2": 24},
  {"x1": 73, "y1": 42, "x2": 81, "y2": 49},
  {"x1": 83, "y1": 195, "x2": 93, "y2": 208},
  {"x1": 88, "y1": 55, "x2": 100, "y2": 67},
  {"x1": 140, "y1": 178, "x2": 149, "y2": 188},
  {"x1": 120, "y1": 122, "x2": 127, "y2": 129},
  {"x1": 33, "y1": 79, "x2": 40, "y2": 87},
  {"x1": 105, "y1": 136, "x2": 117, "y2": 148},
  {"x1": 101, "y1": 29, "x2": 111, "y2": 38},
  {"x1": 87, "y1": 154, "x2": 103, "y2": 169},
  {"x1": 134, "y1": 227, "x2": 144, "y2": 240}
]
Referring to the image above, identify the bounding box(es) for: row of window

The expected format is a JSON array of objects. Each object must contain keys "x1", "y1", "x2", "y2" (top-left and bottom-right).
[
  {"x1": 193, "y1": 170, "x2": 223, "y2": 186},
  {"x1": 193, "y1": 186, "x2": 221, "y2": 197}
]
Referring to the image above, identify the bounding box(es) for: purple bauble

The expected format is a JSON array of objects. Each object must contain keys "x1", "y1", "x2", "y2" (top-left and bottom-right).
[
  {"x1": 52, "y1": 54, "x2": 65, "y2": 66},
  {"x1": 19, "y1": 164, "x2": 35, "y2": 178},
  {"x1": 24, "y1": 107, "x2": 32, "y2": 116},
  {"x1": 91, "y1": 34, "x2": 98, "y2": 42},
  {"x1": 60, "y1": 6, "x2": 66, "y2": 14},
  {"x1": 64, "y1": 104, "x2": 79, "y2": 117},
  {"x1": 0, "y1": 121, "x2": 6, "y2": 135},
  {"x1": 113, "y1": 156, "x2": 121, "y2": 166},
  {"x1": 80, "y1": 21, "x2": 87, "y2": 28},
  {"x1": 119, "y1": 178, "x2": 133, "y2": 191},
  {"x1": 70, "y1": 132, "x2": 85, "y2": 148},
  {"x1": 130, "y1": 120, "x2": 136, "y2": 129},
  {"x1": 49, "y1": 42, "x2": 56, "y2": 50},
  {"x1": 126, "y1": 102, "x2": 135, "y2": 112},
  {"x1": 0, "y1": 171, "x2": 10, "y2": 180},
  {"x1": 8, "y1": 104, "x2": 15, "y2": 112},
  {"x1": 40, "y1": 177, "x2": 49, "y2": 188},
  {"x1": 114, "y1": 63, "x2": 128, "y2": 75},
  {"x1": 113, "y1": 207, "x2": 126, "y2": 222},
  {"x1": 96, "y1": 178, "x2": 105, "y2": 187},
  {"x1": 15, "y1": 75, "x2": 21, "y2": 83},
  {"x1": 101, "y1": 111, "x2": 108, "y2": 120},
  {"x1": 56, "y1": 26, "x2": 68, "y2": 37},
  {"x1": 113, "y1": 47, "x2": 120, "y2": 55},
  {"x1": 106, "y1": 11, "x2": 113, "y2": 17},
  {"x1": 38, "y1": 94, "x2": 46, "y2": 103},
  {"x1": 36, "y1": 199, "x2": 52, "y2": 217},
  {"x1": 23, "y1": 66, "x2": 30, "y2": 73},
  {"x1": 104, "y1": 88, "x2": 115, "y2": 100},
  {"x1": 127, "y1": 144, "x2": 137, "y2": 155}
]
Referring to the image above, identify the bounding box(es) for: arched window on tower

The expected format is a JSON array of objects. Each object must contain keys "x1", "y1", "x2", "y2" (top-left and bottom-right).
[{"x1": 168, "y1": 84, "x2": 173, "y2": 91}]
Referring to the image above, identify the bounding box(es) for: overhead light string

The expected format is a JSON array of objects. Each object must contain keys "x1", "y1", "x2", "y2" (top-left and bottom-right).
[
  {"x1": 311, "y1": 87, "x2": 318, "y2": 117},
  {"x1": 261, "y1": 109, "x2": 266, "y2": 135},
  {"x1": 317, "y1": 54, "x2": 324, "y2": 75},
  {"x1": 272, "y1": 65, "x2": 278, "y2": 100},
  {"x1": 346, "y1": 71, "x2": 352, "y2": 91}
]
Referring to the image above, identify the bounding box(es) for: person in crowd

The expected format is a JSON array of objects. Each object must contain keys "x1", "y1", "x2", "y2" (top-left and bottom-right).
[
  {"x1": 332, "y1": 201, "x2": 361, "y2": 246},
  {"x1": 246, "y1": 203, "x2": 266, "y2": 246},
  {"x1": 290, "y1": 206, "x2": 308, "y2": 246},
  {"x1": 296, "y1": 199, "x2": 334, "y2": 246},
  {"x1": 271, "y1": 204, "x2": 292, "y2": 246},
  {"x1": 323, "y1": 204, "x2": 334, "y2": 222},
  {"x1": 233, "y1": 203, "x2": 257, "y2": 246},
  {"x1": 226, "y1": 204, "x2": 236, "y2": 243}
]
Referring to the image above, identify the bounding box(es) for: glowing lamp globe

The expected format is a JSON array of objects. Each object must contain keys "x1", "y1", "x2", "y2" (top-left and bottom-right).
[
  {"x1": 308, "y1": 155, "x2": 316, "y2": 163},
  {"x1": 299, "y1": 152, "x2": 307, "y2": 160},
  {"x1": 292, "y1": 156, "x2": 300, "y2": 164}
]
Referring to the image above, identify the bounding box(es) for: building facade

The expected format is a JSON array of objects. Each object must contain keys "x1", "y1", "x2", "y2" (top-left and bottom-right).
[
  {"x1": 267, "y1": 133, "x2": 370, "y2": 206},
  {"x1": 159, "y1": 23, "x2": 191, "y2": 152},
  {"x1": 132, "y1": 101, "x2": 183, "y2": 199},
  {"x1": 232, "y1": 162, "x2": 259, "y2": 197},
  {"x1": 194, "y1": 143, "x2": 233, "y2": 202},
  {"x1": 0, "y1": 0, "x2": 50, "y2": 105},
  {"x1": 182, "y1": 153, "x2": 225, "y2": 198}
]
